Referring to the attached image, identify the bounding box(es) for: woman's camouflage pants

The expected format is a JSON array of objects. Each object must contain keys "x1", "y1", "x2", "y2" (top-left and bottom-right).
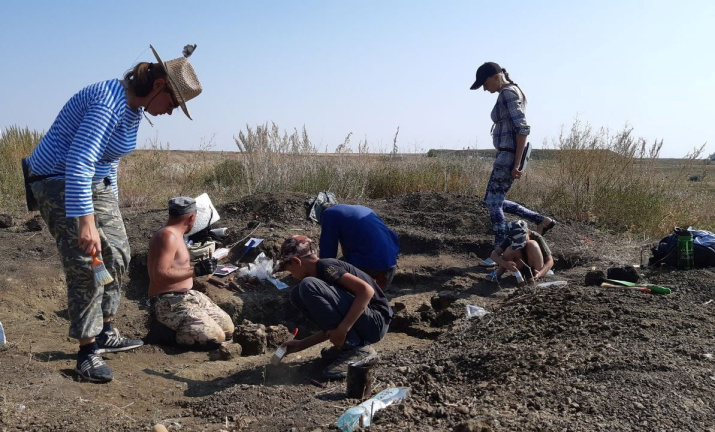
[{"x1": 31, "y1": 177, "x2": 130, "y2": 340}]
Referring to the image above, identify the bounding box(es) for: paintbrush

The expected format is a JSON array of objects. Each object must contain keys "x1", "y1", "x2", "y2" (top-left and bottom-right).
[
  {"x1": 91, "y1": 249, "x2": 114, "y2": 286},
  {"x1": 270, "y1": 328, "x2": 298, "y2": 366}
]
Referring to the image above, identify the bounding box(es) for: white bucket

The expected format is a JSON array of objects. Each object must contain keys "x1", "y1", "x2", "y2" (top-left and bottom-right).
[{"x1": 188, "y1": 193, "x2": 221, "y2": 236}]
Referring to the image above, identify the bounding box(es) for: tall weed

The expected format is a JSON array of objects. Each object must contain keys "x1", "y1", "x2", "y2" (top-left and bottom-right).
[
  {"x1": 542, "y1": 118, "x2": 710, "y2": 235},
  {"x1": 0, "y1": 126, "x2": 43, "y2": 214},
  {"x1": 2, "y1": 120, "x2": 712, "y2": 238}
]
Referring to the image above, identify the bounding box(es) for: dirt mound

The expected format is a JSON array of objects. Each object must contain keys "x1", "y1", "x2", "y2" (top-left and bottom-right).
[{"x1": 1, "y1": 191, "x2": 714, "y2": 431}]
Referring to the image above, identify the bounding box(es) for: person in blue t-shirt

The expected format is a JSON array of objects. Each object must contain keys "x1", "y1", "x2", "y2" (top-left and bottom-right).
[
  {"x1": 305, "y1": 194, "x2": 400, "y2": 290},
  {"x1": 24, "y1": 44, "x2": 203, "y2": 383}
]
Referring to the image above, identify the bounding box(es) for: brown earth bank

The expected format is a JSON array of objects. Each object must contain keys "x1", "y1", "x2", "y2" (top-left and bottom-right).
[{"x1": 1, "y1": 191, "x2": 714, "y2": 431}]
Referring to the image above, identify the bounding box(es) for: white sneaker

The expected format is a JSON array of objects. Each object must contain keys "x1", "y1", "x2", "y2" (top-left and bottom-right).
[
  {"x1": 96, "y1": 329, "x2": 144, "y2": 354},
  {"x1": 481, "y1": 258, "x2": 497, "y2": 267},
  {"x1": 483, "y1": 271, "x2": 500, "y2": 283}
]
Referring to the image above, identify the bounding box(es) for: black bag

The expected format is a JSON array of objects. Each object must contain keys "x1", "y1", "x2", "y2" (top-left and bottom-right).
[
  {"x1": 21, "y1": 158, "x2": 62, "y2": 212},
  {"x1": 304, "y1": 191, "x2": 339, "y2": 223},
  {"x1": 21, "y1": 158, "x2": 39, "y2": 211},
  {"x1": 650, "y1": 228, "x2": 715, "y2": 268}
]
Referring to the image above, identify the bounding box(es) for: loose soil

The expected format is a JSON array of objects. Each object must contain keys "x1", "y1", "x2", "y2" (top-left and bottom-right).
[{"x1": 1, "y1": 192, "x2": 714, "y2": 431}]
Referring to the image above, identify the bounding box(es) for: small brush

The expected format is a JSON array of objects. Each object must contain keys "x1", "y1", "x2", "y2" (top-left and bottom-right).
[
  {"x1": 270, "y1": 328, "x2": 298, "y2": 366},
  {"x1": 91, "y1": 249, "x2": 114, "y2": 286}
]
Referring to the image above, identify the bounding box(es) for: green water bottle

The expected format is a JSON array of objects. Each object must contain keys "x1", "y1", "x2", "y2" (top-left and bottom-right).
[{"x1": 676, "y1": 228, "x2": 694, "y2": 270}]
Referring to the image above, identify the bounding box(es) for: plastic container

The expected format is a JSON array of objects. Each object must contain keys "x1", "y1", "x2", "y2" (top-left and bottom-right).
[
  {"x1": 346, "y1": 358, "x2": 378, "y2": 399},
  {"x1": 535, "y1": 280, "x2": 568, "y2": 289},
  {"x1": 677, "y1": 229, "x2": 694, "y2": 270},
  {"x1": 466, "y1": 305, "x2": 489, "y2": 319},
  {"x1": 336, "y1": 387, "x2": 410, "y2": 432},
  {"x1": 514, "y1": 270, "x2": 525, "y2": 286},
  {"x1": 210, "y1": 227, "x2": 228, "y2": 238}
]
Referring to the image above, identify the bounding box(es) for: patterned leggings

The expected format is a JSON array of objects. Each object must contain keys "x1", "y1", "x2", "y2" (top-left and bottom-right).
[{"x1": 484, "y1": 151, "x2": 545, "y2": 247}]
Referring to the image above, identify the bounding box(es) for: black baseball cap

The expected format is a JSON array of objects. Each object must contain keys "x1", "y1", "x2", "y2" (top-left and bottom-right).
[{"x1": 469, "y1": 62, "x2": 502, "y2": 90}]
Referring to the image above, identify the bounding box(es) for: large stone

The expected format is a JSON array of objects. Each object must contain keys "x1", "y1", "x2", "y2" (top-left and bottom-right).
[
  {"x1": 208, "y1": 343, "x2": 243, "y2": 361},
  {"x1": 585, "y1": 270, "x2": 605, "y2": 286},
  {"x1": 392, "y1": 301, "x2": 407, "y2": 312},
  {"x1": 0, "y1": 214, "x2": 13, "y2": 228},
  {"x1": 606, "y1": 265, "x2": 640, "y2": 283},
  {"x1": 234, "y1": 320, "x2": 267, "y2": 356},
  {"x1": 266, "y1": 324, "x2": 290, "y2": 349},
  {"x1": 433, "y1": 307, "x2": 461, "y2": 327},
  {"x1": 431, "y1": 290, "x2": 459, "y2": 311},
  {"x1": 26, "y1": 215, "x2": 43, "y2": 232},
  {"x1": 389, "y1": 310, "x2": 419, "y2": 332}
]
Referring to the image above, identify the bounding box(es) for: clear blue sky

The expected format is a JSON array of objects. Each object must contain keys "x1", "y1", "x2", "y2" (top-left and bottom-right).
[{"x1": 1, "y1": 1, "x2": 713, "y2": 157}]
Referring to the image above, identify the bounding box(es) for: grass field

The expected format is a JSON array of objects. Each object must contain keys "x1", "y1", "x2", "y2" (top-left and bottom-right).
[{"x1": 1, "y1": 122, "x2": 712, "y2": 237}]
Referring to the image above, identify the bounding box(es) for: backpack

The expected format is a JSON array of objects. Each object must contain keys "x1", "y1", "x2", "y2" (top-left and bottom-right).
[
  {"x1": 304, "y1": 191, "x2": 339, "y2": 223},
  {"x1": 650, "y1": 228, "x2": 715, "y2": 268}
]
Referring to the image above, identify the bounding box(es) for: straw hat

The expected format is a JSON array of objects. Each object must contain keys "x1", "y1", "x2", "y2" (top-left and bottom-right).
[{"x1": 150, "y1": 44, "x2": 202, "y2": 120}]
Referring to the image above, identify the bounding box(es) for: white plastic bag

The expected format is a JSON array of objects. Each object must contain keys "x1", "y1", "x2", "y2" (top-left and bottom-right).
[
  {"x1": 336, "y1": 387, "x2": 410, "y2": 432},
  {"x1": 466, "y1": 305, "x2": 489, "y2": 319},
  {"x1": 536, "y1": 280, "x2": 567, "y2": 289},
  {"x1": 238, "y1": 253, "x2": 289, "y2": 289}
]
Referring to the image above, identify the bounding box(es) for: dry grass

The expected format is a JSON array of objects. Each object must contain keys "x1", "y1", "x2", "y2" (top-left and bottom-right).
[
  {"x1": 536, "y1": 119, "x2": 713, "y2": 234},
  {"x1": 1, "y1": 121, "x2": 713, "y2": 237},
  {"x1": 0, "y1": 126, "x2": 43, "y2": 214}
]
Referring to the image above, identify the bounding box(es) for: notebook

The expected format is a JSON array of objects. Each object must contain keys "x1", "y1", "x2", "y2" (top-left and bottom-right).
[
  {"x1": 213, "y1": 265, "x2": 239, "y2": 277},
  {"x1": 518, "y1": 142, "x2": 532, "y2": 171}
]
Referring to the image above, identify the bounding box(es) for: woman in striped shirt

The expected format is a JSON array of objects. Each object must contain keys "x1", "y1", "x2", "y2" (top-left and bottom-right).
[
  {"x1": 470, "y1": 62, "x2": 555, "y2": 260},
  {"x1": 26, "y1": 45, "x2": 202, "y2": 383}
]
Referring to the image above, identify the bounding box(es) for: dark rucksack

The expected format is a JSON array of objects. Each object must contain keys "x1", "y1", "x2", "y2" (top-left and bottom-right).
[{"x1": 650, "y1": 228, "x2": 715, "y2": 268}]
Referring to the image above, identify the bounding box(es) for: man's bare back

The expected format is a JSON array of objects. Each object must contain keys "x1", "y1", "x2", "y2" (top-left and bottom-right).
[{"x1": 148, "y1": 225, "x2": 194, "y2": 298}]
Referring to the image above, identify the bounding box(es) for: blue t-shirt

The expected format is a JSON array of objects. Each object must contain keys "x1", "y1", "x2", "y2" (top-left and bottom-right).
[
  {"x1": 28, "y1": 79, "x2": 142, "y2": 217},
  {"x1": 319, "y1": 205, "x2": 399, "y2": 271}
]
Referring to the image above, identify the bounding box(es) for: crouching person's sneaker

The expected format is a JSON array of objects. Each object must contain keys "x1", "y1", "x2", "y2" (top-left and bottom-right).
[
  {"x1": 320, "y1": 345, "x2": 342, "y2": 365},
  {"x1": 96, "y1": 328, "x2": 144, "y2": 354},
  {"x1": 76, "y1": 352, "x2": 113, "y2": 383},
  {"x1": 483, "y1": 271, "x2": 500, "y2": 283},
  {"x1": 323, "y1": 344, "x2": 378, "y2": 380}
]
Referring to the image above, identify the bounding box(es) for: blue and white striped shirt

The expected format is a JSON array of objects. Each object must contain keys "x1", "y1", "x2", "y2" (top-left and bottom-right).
[
  {"x1": 490, "y1": 84, "x2": 530, "y2": 151},
  {"x1": 28, "y1": 79, "x2": 142, "y2": 217}
]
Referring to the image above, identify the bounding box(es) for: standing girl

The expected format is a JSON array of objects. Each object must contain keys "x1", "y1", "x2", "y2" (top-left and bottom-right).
[{"x1": 470, "y1": 62, "x2": 555, "y2": 258}]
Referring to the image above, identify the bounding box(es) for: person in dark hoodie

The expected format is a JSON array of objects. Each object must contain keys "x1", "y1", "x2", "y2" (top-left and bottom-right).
[{"x1": 305, "y1": 193, "x2": 399, "y2": 289}]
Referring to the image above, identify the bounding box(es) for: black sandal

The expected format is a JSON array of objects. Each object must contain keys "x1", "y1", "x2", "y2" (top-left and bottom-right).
[{"x1": 538, "y1": 220, "x2": 556, "y2": 235}]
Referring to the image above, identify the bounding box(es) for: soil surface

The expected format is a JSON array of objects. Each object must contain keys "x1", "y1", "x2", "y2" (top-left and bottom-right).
[{"x1": 1, "y1": 192, "x2": 714, "y2": 431}]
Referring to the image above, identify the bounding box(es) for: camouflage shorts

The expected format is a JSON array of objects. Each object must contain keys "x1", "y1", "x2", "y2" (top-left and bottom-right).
[
  {"x1": 30, "y1": 176, "x2": 130, "y2": 340},
  {"x1": 153, "y1": 290, "x2": 234, "y2": 346}
]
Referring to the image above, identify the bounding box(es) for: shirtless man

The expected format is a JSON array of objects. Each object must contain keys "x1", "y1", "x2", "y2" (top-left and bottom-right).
[{"x1": 147, "y1": 196, "x2": 234, "y2": 347}]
